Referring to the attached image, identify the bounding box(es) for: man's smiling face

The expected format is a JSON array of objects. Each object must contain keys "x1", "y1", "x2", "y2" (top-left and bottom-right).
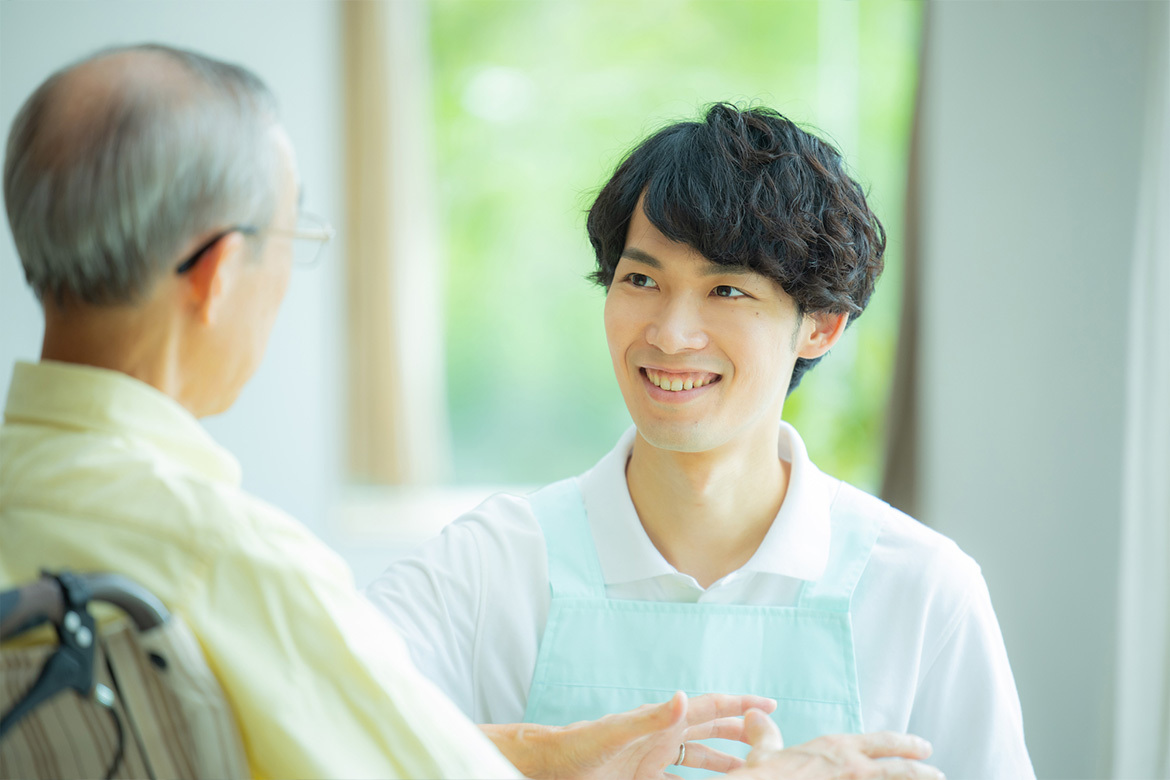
[{"x1": 603, "y1": 199, "x2": 809, "y2": 455}]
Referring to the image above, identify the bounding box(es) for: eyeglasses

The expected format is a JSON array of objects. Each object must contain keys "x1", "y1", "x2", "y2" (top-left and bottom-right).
[{"x1": 175, "y1": 211, "x2": 335, "y2": 274}]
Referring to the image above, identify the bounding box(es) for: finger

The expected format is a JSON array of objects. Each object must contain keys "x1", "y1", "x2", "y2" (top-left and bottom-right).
[
  {"x1": 585, "y1": 691, "x2": 687, "y2": 749},
  {"x1": 679, "y1": 741, "x2": 747, "y2": 774},
  {"x1": 684, "y1": 716, "x2": 750, "y2": 742},
  {"x1": 684, "y1": 693, "x2": 778, "y2": 725},
  {"x1": 743, "y1": 709, "x2": 783, "y2": 752},
  {"x1": 871, "y1": 758, "x2": 945, "y2": 780},
  {"x1": 848, "y1": 731, "x2": 933, "y2": 761},
  {"x1": 663, "y1": 690, "x2": 688, "y2": 729}
]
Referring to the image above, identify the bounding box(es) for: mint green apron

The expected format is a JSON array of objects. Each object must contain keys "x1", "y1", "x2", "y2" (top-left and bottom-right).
[{"x1": 521, "y1": 478, "x2": 880, "y2": 779}]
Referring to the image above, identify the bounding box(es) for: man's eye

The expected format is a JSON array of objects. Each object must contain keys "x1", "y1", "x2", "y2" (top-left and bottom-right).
[
  {"x1": 624, "y1": 273, "x2": 658, "y2": 289},
  {"x1": 712, "y1": 285, "x2": 748, "y2": 298}
]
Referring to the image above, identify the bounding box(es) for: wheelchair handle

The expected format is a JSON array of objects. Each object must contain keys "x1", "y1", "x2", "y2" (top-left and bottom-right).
[{"x1": 0, "y1": 572, "x2": 170, "y2": 642}]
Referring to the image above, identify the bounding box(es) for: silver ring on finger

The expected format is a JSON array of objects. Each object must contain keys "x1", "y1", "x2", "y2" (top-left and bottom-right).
[{"x1": 673, "y1": 742, "x2": 687, "y2": 767}]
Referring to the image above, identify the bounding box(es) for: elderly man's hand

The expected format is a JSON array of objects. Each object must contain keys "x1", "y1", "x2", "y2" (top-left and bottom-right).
[
  {"x1": 727, "y1": 710, "x2": 944, "y2": 780},
  {"x1": 483, "y1": 691, "x2": 776, "y2": 779}
]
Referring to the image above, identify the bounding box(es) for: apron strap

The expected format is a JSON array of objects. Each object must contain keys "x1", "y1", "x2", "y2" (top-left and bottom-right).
[
  {"x1": 797, "y1": 487, "x2": 885, "y2": 613},
  {"x1": 529, "y1": 478, "x2": 607, "y2": 599}
]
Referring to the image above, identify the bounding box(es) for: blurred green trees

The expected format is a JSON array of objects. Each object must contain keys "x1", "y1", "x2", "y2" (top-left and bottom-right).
[{"x1": 431, "y1": 0, "x2": 919, "y2": 491}]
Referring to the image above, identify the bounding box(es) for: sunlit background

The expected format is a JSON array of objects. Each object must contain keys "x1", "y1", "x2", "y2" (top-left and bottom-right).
[{"x1": 1, "y1": 3, "x2": 1167, "y2": 779}]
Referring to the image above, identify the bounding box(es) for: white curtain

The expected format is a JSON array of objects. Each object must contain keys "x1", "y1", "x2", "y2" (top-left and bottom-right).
[{"x1": 1113, "y1": 3, "x2": 1170, "y2": 777}]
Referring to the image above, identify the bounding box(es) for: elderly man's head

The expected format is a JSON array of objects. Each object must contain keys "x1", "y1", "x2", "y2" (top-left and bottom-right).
[{"x1": 4, "y1": 44, "x2": 300, "y2": 416}]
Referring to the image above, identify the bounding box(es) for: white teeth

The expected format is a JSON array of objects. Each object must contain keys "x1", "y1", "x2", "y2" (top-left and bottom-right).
[{"x1": 645, "y1": 369, "x2": 717, "y2": 392}]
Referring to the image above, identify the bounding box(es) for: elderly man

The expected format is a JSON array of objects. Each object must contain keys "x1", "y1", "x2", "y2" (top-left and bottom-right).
[{"x1": 0, "y1": 44, "x2": 939, "y2": 780}]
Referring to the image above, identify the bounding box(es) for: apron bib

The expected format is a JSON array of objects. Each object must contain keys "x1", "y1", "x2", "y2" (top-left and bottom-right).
[{"x1": 521, "y1": 478, "x2": 879, "y2": 778}]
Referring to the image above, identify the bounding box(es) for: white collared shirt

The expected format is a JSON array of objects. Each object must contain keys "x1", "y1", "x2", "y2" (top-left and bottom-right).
[{"x1": 366, "y1": 424, "x2": 1035, "y2": 780}]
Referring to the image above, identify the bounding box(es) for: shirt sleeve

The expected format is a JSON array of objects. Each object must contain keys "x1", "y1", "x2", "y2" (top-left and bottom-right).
[
  {"x1": 906, "y1": 572, "x2": 1036, "y2": 780},
  {"x1": 365, "y1": 493, "x2": 550, "y2": 726},
  {"x1": 183, "y1": 497, "x2": 521, "y2": 780},
  {"x1": 364, "y1": 519, "x2": 485, "y2": 718}
]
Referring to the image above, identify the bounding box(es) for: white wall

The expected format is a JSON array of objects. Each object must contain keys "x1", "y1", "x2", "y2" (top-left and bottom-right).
[
  {"x1": 0, "y1": 1, "x2": 345, "y2": 536},
  {"x1": 917, "y1": 3, "x2": 1155, "y2": 777}
]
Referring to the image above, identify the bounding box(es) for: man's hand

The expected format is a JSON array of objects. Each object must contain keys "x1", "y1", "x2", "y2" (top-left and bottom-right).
[
  {"x1": 482, "y1": 691, "x2": 777, "y2": 779},
  {"x1": 727, "y1": 709, "x2": 945, "y2": 780}
]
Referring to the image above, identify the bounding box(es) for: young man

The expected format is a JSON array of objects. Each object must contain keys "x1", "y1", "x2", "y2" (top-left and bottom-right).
[{"x1": 366, "y1": 104, "x2": 1035, "y2": 779}]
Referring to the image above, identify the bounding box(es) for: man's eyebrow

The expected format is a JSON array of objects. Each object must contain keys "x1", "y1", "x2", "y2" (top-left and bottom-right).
[
  {"x1": 620, "y1": 247, "x2": 661, "y2": 268},
  {"x1": 701, "y1": 264, "x2": 754, "y2": 277},
  {"x1": 621, "y1": 246, "x2": 755, "y2": 278}
]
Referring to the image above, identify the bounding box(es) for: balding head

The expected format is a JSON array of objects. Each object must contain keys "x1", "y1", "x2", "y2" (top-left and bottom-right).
[
  {"x1": 35, "y1": 49, "x2": 203, "y2": 159},
  {"x1": 4, "y1": 44, "x2": 282, "y2": 305}
]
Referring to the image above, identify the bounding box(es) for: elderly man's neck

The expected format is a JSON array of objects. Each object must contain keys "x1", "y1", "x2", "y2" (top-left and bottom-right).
[{"x1": 41, "y1": 296, "x2": 194, "y2": 413}]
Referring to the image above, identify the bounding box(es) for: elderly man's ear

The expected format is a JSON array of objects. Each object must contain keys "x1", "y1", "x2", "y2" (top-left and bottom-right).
[{"x1": 182, "y1": 232, "x2": 246, "y2": 325}]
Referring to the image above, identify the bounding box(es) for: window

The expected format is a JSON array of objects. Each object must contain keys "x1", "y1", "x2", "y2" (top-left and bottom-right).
[{"x1": 430, "y1": 1, "x2": 920, "y2": 490}]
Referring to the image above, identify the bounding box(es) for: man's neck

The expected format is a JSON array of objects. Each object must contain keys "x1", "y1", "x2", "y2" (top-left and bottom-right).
[
  {"x1": 625, "y1": 426, "x2": 791, "y2": 589},
  {"x1": 40, "y1": 302, "x2": 187, "y2": 410}
]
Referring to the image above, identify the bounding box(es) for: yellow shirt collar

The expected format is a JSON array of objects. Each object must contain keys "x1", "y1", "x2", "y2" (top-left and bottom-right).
[{"x1": 4, "y1": 360, "x2": 241, "y2": 486}]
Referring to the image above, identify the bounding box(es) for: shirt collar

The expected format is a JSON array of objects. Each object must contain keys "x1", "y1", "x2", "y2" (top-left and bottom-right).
[
  {"x1": 578, "y1": 422, "x2": 834, "y2": 586},
  {"x1": 3, "y1": 360, "x2": 242, "y2": 486}
]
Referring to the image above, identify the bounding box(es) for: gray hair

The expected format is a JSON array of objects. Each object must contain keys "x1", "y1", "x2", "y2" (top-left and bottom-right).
[{"x1": 3, "y1": 43, "x2": 282, "y2": 305}]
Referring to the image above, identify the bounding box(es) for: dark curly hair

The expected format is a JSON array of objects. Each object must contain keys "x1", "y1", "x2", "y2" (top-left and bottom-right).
[{"x1": 587, "y1": 103, "x2": 886, "y2": 393}]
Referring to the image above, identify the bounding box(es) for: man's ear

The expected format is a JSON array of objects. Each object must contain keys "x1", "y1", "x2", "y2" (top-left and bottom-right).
[
  {"x1": 184, "y1": 232, "x2": 245, "y2": 325},
  {"x1": 797, "y1": 311, "x2": 850, "y2": 360}
]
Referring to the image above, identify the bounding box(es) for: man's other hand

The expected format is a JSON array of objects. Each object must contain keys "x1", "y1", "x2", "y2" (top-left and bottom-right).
[{"x1": 728, "y1": 709, "x2": 944, "y2": 780}]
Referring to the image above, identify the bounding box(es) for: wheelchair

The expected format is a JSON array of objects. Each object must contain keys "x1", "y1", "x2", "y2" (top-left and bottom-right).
[{"x1": 0, "y1": 571, "x2": 247, "y2": 779}]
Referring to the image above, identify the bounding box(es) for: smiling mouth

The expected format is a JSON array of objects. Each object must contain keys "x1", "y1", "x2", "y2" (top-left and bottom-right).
[{"x1": 641, "y1": 367, "x2": 722, "y2": 392}]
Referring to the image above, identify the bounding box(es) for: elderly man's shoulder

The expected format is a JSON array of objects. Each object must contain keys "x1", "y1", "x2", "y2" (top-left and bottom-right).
[
  {"x1": 170, "y1": 471, "x2": 343, "y2": 577},
  {"x1": 115, "y1": 464, "x2": 351, "y2": 589},
  {"x1": 0, "y1": 432, "x2": 347, "y2": 619},
  {"x1": 3, "y1": 424, "x2": 328, "y2": 566}
]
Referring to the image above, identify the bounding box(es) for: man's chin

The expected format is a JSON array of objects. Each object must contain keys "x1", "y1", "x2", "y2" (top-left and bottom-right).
[{"x1": 632, "y1": 420, "x2": 728, "y2": 455}]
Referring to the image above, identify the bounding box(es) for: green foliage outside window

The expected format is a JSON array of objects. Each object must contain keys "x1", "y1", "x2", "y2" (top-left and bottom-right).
[{"x1": 430, "y1": 0, "x2": 920, "y2": 491}]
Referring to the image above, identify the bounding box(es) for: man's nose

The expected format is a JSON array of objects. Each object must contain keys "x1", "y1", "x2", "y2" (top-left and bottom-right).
[{"x1": 645, "y1": 297, "x2": 708, "y2": 354}]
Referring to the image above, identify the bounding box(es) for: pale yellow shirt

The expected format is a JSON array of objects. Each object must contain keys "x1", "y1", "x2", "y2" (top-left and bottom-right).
[{"x1": 0, "y1": 360, "x2": 521, "y2": 780}]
